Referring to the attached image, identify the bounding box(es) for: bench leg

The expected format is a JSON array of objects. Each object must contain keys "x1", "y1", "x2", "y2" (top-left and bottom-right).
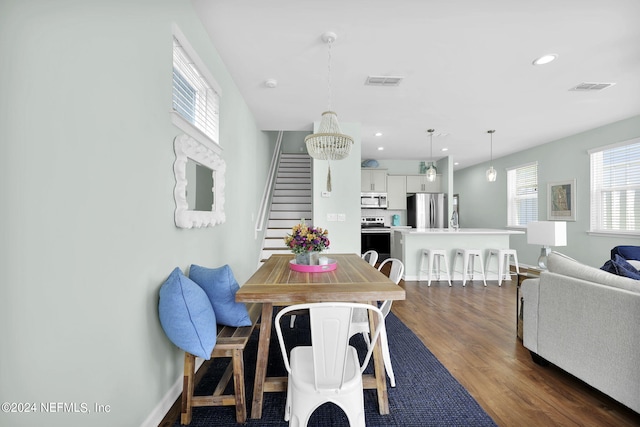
[
  {"x1": 232, "y1": 348, "x2": 246, "y2": 423},
  {"x1": 181, "y1": 353, "x2": 195, "y2": 425}
]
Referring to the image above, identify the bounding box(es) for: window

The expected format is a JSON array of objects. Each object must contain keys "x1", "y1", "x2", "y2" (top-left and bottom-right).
[
  {"x1": 171, "y1": 31, "x2": 221, "y2": 148},
  {"x1": 507, "y1": 162, "x2": 538, "y2": 227},
  {"x1": 589, "y1": 138, "x2": 640, "y2": 234}
]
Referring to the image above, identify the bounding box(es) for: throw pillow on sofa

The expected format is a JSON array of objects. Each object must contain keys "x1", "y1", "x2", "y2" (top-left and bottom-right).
[
  {"x1": 611, "y1": 245, "x2": 640, "y2": 261},
  {"x1": 189, "y1": 264, "x2": 251, "y2": 327},
  {"x1": 158, "y1": 267, "x2": 217, "y2": 359},
  {"x1": 600, "y1": 254, "x2": 640, "y2": 280}
]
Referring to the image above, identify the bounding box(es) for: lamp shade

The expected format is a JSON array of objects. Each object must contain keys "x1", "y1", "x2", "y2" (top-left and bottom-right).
[{"x1": 527, "y1": 221, "x2": 567, "y2": 246}]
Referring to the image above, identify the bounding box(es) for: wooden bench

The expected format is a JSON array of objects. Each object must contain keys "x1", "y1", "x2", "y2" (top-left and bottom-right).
[{"x1": 181, "y1": 302, "x2": 262, "y2": 424}]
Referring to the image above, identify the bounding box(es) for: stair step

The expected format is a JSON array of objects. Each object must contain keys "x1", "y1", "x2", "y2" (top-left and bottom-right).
[
  {"x1": 272, "y1": 196, "x2": 312, "y2": 204},
  {"x1": 276, "y1": 179, "x2": 311, "y2": 186},
  {"x1": 273, "y1": 191, "x2": 311, "y2": 198},
  {"x1": 266, "y1": 228, "x2": 292, "y2": 238},
  {"x1": 280, "y1": 153, "x2": 310, "y2": 160},
  {"x1": 277, "y1": 166, "x2": 310, "y2": 172},
  {"x1": 274, "y1": 183, "x2": 311, "y2": 190},
  {"x1": 279, "y1": 161, "x2": 310, "y2": 166},
  {"x1": 271, "y1": 203, "x2": 312, "y2": 211},
  {"x1": 268, "y1": 219, "x2": 312, "y2": 228},
  {"x1": 270, "y1": 211, "x2": 312, "y2": 220},
  {"x1": 277, "y1": 172, "x2": 311, "y2": 178}
]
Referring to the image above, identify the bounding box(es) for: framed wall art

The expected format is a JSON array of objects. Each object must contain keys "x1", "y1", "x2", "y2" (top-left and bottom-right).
[{"x1": 547, "y1": 179, "x2": 576, "y2": 221}]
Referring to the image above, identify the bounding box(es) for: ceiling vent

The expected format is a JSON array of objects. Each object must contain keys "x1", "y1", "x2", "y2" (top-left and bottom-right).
[
  {"x1": 569, "y1": 82, "x2": 616, "y2": 91},
  {"x1": 365, "y1": 75, "x2": 404, "y2": 86}
]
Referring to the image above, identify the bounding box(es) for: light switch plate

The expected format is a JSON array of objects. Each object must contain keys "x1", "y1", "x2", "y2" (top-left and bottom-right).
[{"x1": 327, "y1": 213, "x2": 337, "y2": 221}]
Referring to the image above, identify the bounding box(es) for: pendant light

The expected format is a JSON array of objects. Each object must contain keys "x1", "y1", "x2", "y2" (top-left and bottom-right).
[
  {"x1": 486, "y1": 130, "x2": 497, "y2": 182},
  {"x1": 426, "y1": 129, "x2": 436, "y2": 182},
  {"x1": 304, "y1": 32, "x2": 354, "y2": 191}
]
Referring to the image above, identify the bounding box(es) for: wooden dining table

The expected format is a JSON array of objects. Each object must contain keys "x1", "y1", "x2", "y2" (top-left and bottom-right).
[{"x1": 236, "y1": 253, "x2": 406, "y2": 419}]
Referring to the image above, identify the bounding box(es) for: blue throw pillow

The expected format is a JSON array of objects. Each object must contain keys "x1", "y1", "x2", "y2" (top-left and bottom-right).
[
  {"x1": 158, "y1": 267, "x2": 217, "y2": 359},
  {"x1": 611, "y1": 245, "x2": 640, "y2": 261},
  {"x1": 189, "y1": 264, "x2": 251, "y2": 327},
  {"x1": 600, "y1": 254, "x2": 640, "y2": 280}
]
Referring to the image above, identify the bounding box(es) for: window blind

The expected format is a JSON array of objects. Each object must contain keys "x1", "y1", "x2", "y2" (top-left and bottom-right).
[
  {"x1": 507, "y1": 162, "x2": 538, "y2": 227},
  {"x1": 172, "y1": 37, "x2": 219, "y2": 144},
  {"x1": 589, "y1": 138, "x2": 640, "y2": 233}
]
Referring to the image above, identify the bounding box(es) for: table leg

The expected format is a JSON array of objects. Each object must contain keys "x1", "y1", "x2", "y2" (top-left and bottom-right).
[
  {"x1": 369, "y1": 301, "x2": 390, "y2": 414},
  {"x1": 250, "y1": 302, "x2": 273, "y2": 419}
]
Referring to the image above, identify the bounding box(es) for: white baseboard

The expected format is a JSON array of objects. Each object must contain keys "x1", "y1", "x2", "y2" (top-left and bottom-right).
[{"x1": 140, "y1": 357, "x2": 204, "y2": 427}]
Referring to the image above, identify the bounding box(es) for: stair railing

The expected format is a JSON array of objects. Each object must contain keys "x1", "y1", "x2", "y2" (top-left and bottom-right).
[{"x1": 255, "y1": 131, "x2": 283, "y2": 238}]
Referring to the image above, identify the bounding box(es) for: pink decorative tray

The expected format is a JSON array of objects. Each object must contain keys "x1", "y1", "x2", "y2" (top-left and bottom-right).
[{"x1": 289, "y1": 259, "x2": 337, "y2": 273}]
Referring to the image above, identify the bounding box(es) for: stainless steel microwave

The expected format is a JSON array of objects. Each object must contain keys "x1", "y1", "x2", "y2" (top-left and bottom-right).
[{"x1": 361, "y1": 193, "x2": 388, "y2": 209}]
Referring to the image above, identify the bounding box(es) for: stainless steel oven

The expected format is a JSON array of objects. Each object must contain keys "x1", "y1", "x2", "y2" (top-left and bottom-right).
[{"x1": 361, "y1": 216, "x2": 391, "y2": 261}]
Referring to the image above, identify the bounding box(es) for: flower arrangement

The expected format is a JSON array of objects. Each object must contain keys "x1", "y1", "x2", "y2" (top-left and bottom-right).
[{"x1": 284, "y1": 220, "x2": 330, "y2": 255}]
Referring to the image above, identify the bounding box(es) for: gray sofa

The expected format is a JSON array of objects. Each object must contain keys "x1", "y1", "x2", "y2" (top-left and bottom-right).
[{"x1": 521, "y1": 252, "x2": 640, "y2": 413}]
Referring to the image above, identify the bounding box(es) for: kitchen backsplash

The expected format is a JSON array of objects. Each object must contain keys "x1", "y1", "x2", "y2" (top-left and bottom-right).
[{"x1": 361, "y1": 208, "x2": 407, "y2": 226}]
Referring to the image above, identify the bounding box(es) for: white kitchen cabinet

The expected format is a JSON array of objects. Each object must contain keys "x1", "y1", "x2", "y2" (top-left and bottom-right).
[
  {"x1": 386, "y1": 175, "x2": 406, "y2": 209},
  {"x1": 361, "y1": 169, "x2": 387, "y2": 192},
  {"x1": 406, "y1": 174, "x2": 441, "y2": 193}
]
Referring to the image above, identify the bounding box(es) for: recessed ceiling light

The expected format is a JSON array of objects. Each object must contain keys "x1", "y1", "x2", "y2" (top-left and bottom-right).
[
  {"x1": 454, "y1": 162, "x2": 459, "y2": 166},
  {"x1": 375, "y1": 132, "x2": 383, "y2": 137},
  {"x1": 264, "y1": 78, "x2": 278, "y2": 88},
  {"x1": 377, "y1": 147, "x2": 384, "y2": 151},
  {"x1": 441, "y1": 148, "x2": 448, "y2": 152},
  {"x1": 532, "y1": 54, "x2": 558, "y2": 65}
]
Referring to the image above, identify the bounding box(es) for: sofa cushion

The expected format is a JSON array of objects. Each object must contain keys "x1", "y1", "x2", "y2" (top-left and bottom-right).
[
  {"x1": 601, "y1": 254, "x2": 640, "y2": 280},
  {"x1": 158, "y1": 267, "x2": 217, "y2": 359},
  {"x1": 189, "y1": 264, "x2": 251, "y2": 327},
  {"x1": 547, "y1": 252, "x2": 640, "y2": 293}
]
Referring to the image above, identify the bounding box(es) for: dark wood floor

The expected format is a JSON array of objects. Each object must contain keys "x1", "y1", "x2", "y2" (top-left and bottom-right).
[{"x1": 393, "y1": 279, "x2": 640, "y2": 427}]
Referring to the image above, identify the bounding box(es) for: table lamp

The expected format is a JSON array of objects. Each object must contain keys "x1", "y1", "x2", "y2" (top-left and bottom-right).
[{"x1": 526, "y1": 221, "x2": 567, "y2": 269}]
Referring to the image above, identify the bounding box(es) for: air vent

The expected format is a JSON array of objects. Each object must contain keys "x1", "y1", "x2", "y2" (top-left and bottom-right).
[
  {"x1": 569, "y1": 82, "x2": 616, "y2": 91},
  {"x1": 365, "y1": 75, "x2": 404, "y2": 86}
]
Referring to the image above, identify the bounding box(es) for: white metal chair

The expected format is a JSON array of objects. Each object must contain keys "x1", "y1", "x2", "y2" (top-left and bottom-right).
[
  {"x1": 361, "y1": 250, "x2": 379, "y2": 267},
  {"x1": 349, "y1": 258, "x2": 404, "y2": 387},
  {"x1": 275, "y1": 303, "x2": 385, "y2": 427}
]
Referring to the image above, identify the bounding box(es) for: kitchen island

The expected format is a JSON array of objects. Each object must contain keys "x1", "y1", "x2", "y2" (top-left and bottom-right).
[{"x1": 391, "y1": 228, "x2": 525, "y2": 281}]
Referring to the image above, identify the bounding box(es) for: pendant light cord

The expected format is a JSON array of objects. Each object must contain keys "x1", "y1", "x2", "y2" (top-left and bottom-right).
[
  {"x1": 327, "y1": 37, "x2": 332, "y2": 111},
  {"x1": 488, "y1": 130, "x2": 495, "y2": 164}
]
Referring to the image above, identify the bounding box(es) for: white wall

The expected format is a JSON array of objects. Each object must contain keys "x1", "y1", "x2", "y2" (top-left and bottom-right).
[
  {"x1": 312, "y1": 123, "x2": 362, "y2": 255},
  {"x1": 0, "y1": 1, "x2": 274, "y2": 426},
  {"x1": 453, "y1": 115, "x2": 640, "y2": 268}
]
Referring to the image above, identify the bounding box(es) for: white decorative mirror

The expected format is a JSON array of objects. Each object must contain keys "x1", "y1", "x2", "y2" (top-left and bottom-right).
[{"x1": 173, "y1": 134, "x2": 226, "y2": 228}]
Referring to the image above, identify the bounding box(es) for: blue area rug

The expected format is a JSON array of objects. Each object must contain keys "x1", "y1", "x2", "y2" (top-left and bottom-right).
[{"x1": 177, "y1": 312, "x2": 497, "y2": 426}]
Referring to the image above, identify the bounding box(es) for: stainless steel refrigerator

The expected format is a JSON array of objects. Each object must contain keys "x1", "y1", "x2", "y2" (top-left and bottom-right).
[{"x1": 407, "y1": 193, "x2": 447, "y2": 228}]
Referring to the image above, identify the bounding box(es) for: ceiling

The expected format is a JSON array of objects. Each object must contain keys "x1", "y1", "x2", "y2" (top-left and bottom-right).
[{"x1": 192, "y1": 0, "x2": 640, "y2": 170}]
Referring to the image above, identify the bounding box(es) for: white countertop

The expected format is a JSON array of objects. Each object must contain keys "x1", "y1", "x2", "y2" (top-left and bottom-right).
[{"x1": 395, "y1": 228, "x2": 524, "y2": 235}]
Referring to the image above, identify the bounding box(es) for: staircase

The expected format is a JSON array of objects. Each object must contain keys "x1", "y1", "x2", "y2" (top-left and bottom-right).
[{"x1": 259, "y1": 153, "x2": 312, "y2": 263}]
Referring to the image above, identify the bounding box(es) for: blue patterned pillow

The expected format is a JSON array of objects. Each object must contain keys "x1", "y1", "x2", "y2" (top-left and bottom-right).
[
  {"x1": 158, "y1": 267, "x2": 217, "y2": 359},
  {"x1": 189, "y1": 264, "x2": 251, "y2": 327}
]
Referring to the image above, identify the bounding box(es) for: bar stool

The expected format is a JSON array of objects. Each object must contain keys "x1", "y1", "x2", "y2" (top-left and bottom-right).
[
  {"x1": 485, "y1": 248, "x2": 520, "y2": 286},
  {"x1": 452, "y1": 249, "x2": 487, "y2": 287},
  {"x1": 418, "y1": 249, "x2": 452, "y2": 287}
]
